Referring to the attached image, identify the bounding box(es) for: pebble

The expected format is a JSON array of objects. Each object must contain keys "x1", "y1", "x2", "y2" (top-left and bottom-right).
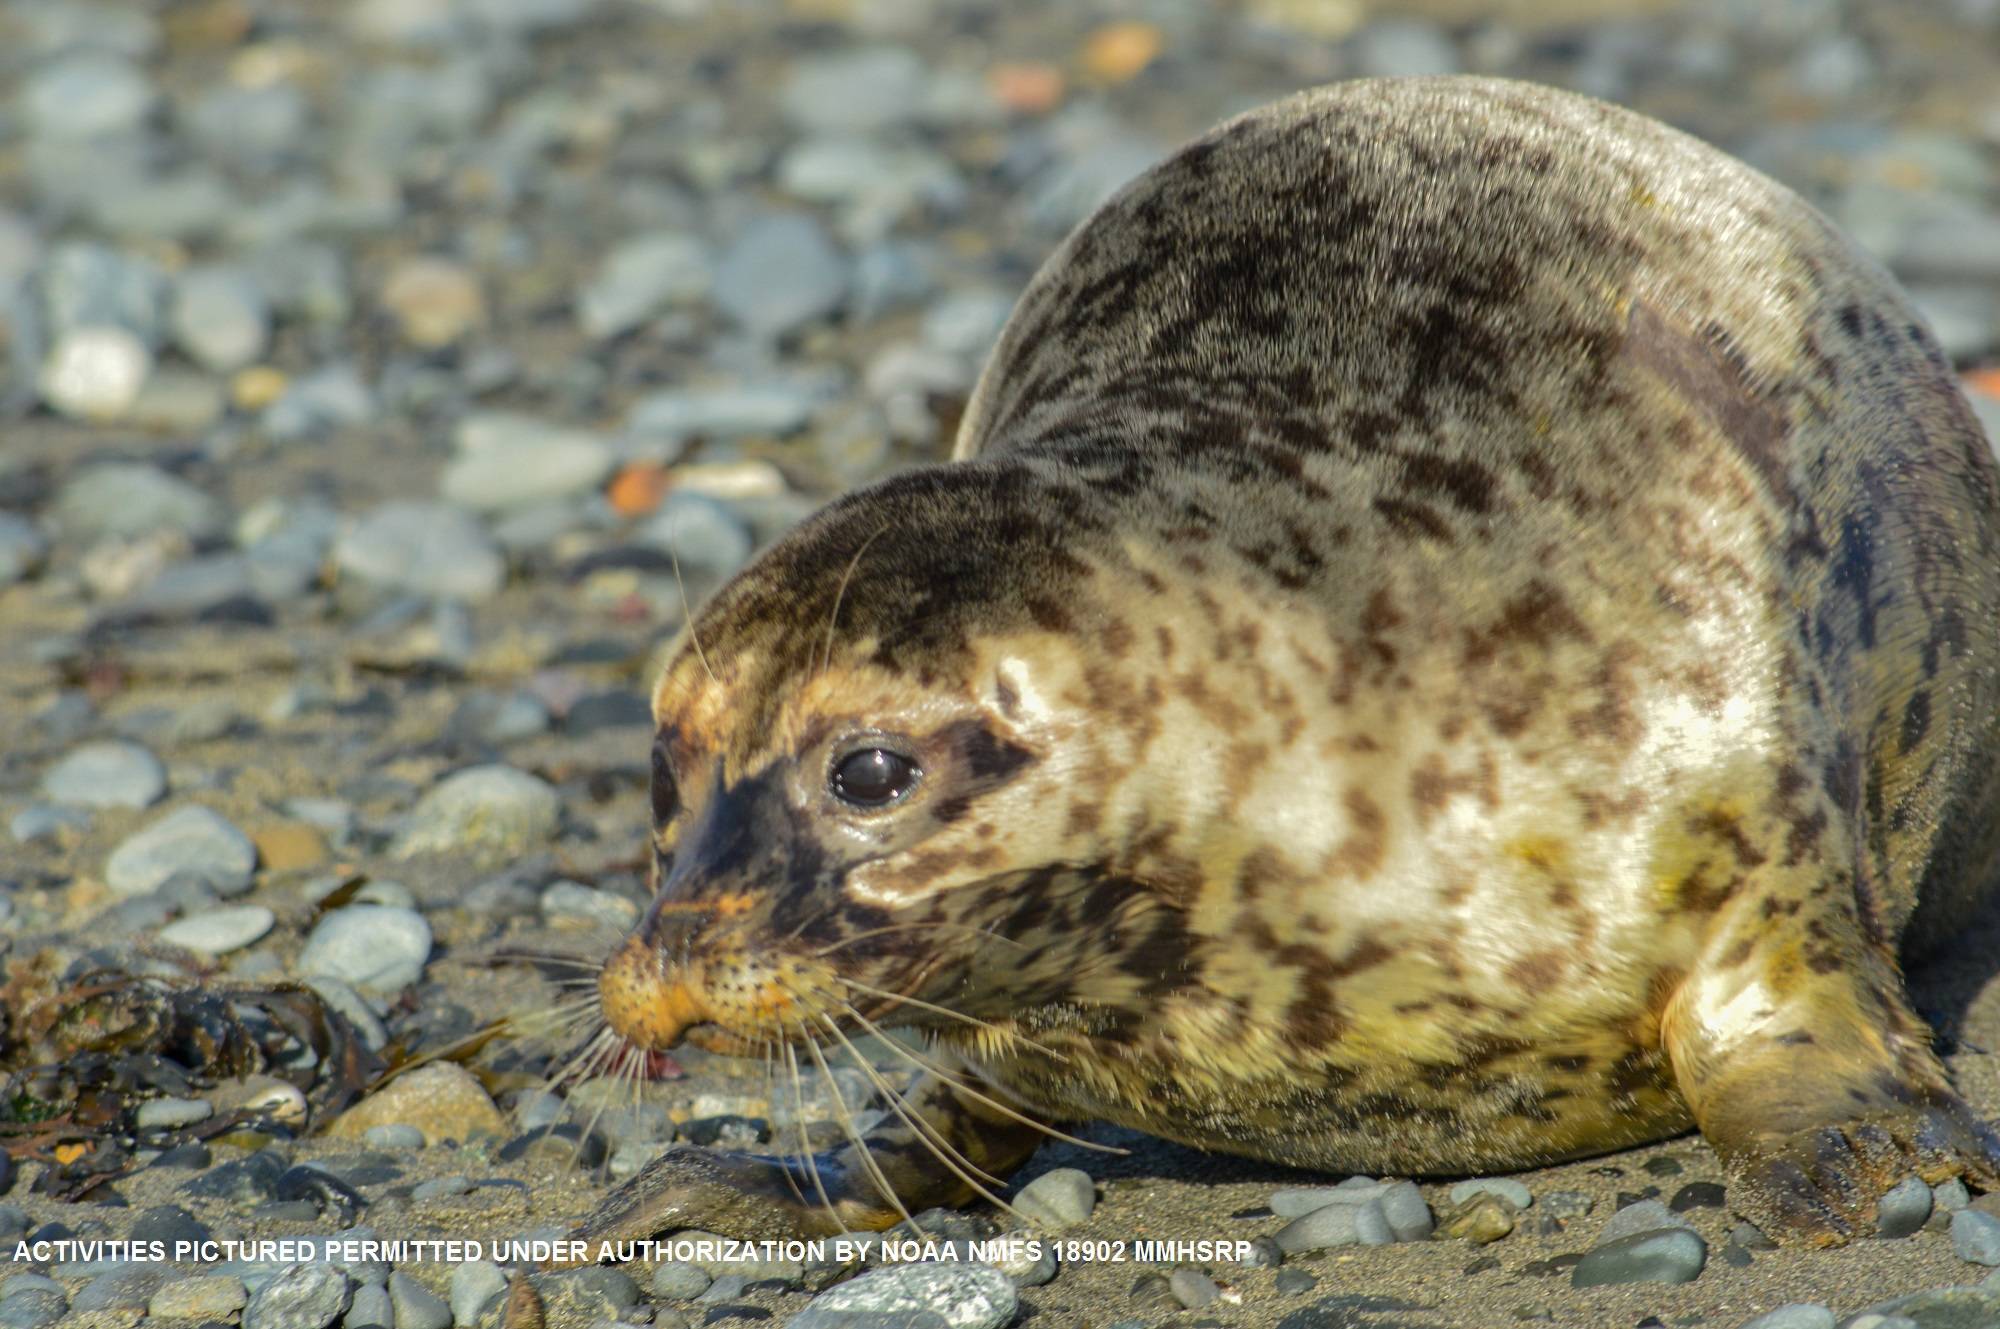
[
  {"x1": 262, "y1": 363, "x2": 376, "y2": 441},
  {"x1": 73, "y1": 1265, "x2": 170, "y2": 1312},
  {"x1": 450, "y1": 1260, "x2": 508, "y2": 1326},
  {"x1": 363, "y1": 1123, "x2": 426, "y2": 1149},
  {"x1": 1437, "y1": 1192, "x2": 1516, "y2": 1244},
  {"x1": 1169, "y1": 1267, "x2": 1221, "y2": 1309},
  {"x1": 634, "y1": 493, "x2": 757, "y2": 581},
  {"x1": 1570, "y1": 1227, "x2": 1707, "y2": 1288},
  {"x1": 1875, "y1": 1174, "x2": 1933, "y2": 1238},
  {"x1": 792, "y1": 1263, "x2": 1015, "y2": 1329},
  {"x1": 172, "y1": 265, "x2": 272, "y2": 371},
  {"x1": 653, "y1": 1263, "x2": 713, "y2": 1300},
  {"x1": 39, "y1": 325, "x2": 152, "y2": 421},
  {"x1": 104, "y1": 804, "x2": 257, "y2": 897},
  {"x1": 0, "y1": 1284, "x2": 65, "y2": 1329},
  {"x1": 1669, "y1": 1181, "x2": 1727, "y2": 1212},
  {"x1": 297, "y1": 905, "x2": 434, "y2": 992},
  {"x1": 1597, "y1": 1198, "x2": 1692, "y2": 1245},
  {"x1": 1378, "y1": 1180, "x2": 1434, "y2": 1240},
  {"x1": 135, "y1": 1096, "x2": 214, "y2": 1130},
  {"x1": 387, "y1": 1271, "x2": 452, "y2": 1329},
  {"x1": 1011, "y1": 1168, "x2": 1096, "y2": 1230},
  {"x1": 0, "y1": 514, "x2": 48, "y2": 587},
  {"x1": 242, "y1": 1261, "x2": 353, "y2": 1329},
  {"x1": 1739, "y1": 1305, "x2": 1835, "y2": 1329},
  {"x1": 626, "y1": 381, "x2": 827, "y2": 445},
  {"x1": 20, "y1": 50, "x2": 156, "y2": 139},
  {"x1": 131, "y1": 1203, "x2": 212, "y2": 1249},
  {"x1": 148, "y1": 1274, "x2": 249, "y2": 1320},
  {"x1": 1952, "y1": 1208, "x2": 2000, "y2": 1264},
  {"x1": 711, "y1": 213, "x2": 848, "y2": 340},
  {"x1": 1275, "y1": 1195, "x2": 1394, "y2": 1252},
  {"x1": 392, "y1": 764, "x2": 560, "y2": 859},
  {"x1": 345, "y1": 1283, "x2": 393, "y2": 1329},
  {"x1": 1846, "y1": 1287, "x2": 2000, "y2": 1326},
  {"x1": 1448, "y1": 1178, "x2": 1533, "y2": 1210},
  {"x1": 380, "y1": 257, "x2": 485, "y2": 348},
  {"x1": 335, "y1": 502, "x2": 506, "y2": 601},
  {"x1": 779, "y1": 46, "x2": 929, "y2": 133},
  {"x1": 327, "y1": 1063, "x2": 506, "y2": 1145},
  {"x1": 1935, "y1": 1177, "x2": 1973, "y2": 1212},
  {"x1": 1273, "y1": 1267, "x2": 1318, "y2": 1296},
  {"x1": 579, "y1": 231, "x2": 711, "y2": 338},
  {"x1": 54, "y1": 462, "x2": 225, "y2": 543},
  {"x1": 41, "y1": 739, "x2": 166, "y2": 809},
  {"x1": 540, "y1": 879, "x2": 640, "y2": 931}
]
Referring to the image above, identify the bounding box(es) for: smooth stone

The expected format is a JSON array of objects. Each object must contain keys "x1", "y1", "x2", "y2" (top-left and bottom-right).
[
  {"x1": 125, "y1": 368, "x2": 226, "y2": 433},
  {"x1": 1936, "y1": 1178, "x2": 1973, "y2": 1212},
  {"x1": 262, "y1": 363, "x2": 375, "y2": 441},
  {"x1": 160, "y1": 903, "x2": 275, "y2": 955},
  {"x1": 40, "y1": 325, "x2": 152, "y2": 421},
  {"x1": 327, "y1": 1063, "x2": 506, "y2": 1146},
  {"x1": 627, "y1": 380, "x2": 827, "y2": 445},
  {"x1": 1378, "y1": 1180, "x2": 1434, "y2": 1241},
  {"x1": 10, "y1": 803, "x2": 90, "y2": 842},
  {"x1": 1597, "y1": 1198, "x2": 1692, "y2": 1245},
  {"x1": 1275, "y1": 1197, "x2": 1393, "y2": 1252},
  {"x1": 148, "y1": 1274, "x2": 249, "y2": 1319},
  {"x1": 652, "y1": 1263, "x2": 712, "y2": 1300},
  {"x1": 345, "y1": 1282, "x2": 393, "y2": 1329},
  {"x1": 793, "y1": 1263, "x2": 1014, "y2": 1329},
  {"x1": 778, "y1": 46, "x2": 928, "y2": 133},
  {"x1": 53, "y1": 463, "x2": 224, "y2": 542},
  {"x1": 711, "y1": 213, "x2": 847, "y2": 339},
  {"x1": 1845, "y1": 1287, "x2": 2000, "y2": 1328},
  {"x1": 296, "y1": 905, "x2": 433, "y2": 992},
  {"x1": 1570, "y1": 1228, "x2": 1707, "y2": 1288},
  {"x1": 20, "y1": 50, "x2": 155, "y2": 139},
  {"x1": 1169, "y1": 1267, "x2": 1221, "y2": 1309},
  {"x1": 0, "y1": 514, "x2": 47, "y2": 586},
  {"x1": 72, "y1": 1265, "x2": 169, "y2": 1312},
  {"x1": 130, "y1": 1203, "x2": 211, "y2": 1248},
  {"x1": 393, "y1": 764, "x2": 560, "y2": 860},
  {"x1": 242, "y1": 1261, "x2": 352, "y2": 1329},
  {"x1": 539, "y1": 880, "x2": 640, "y2": 931},
  {"x1": 449, "y1": 1259, "x2": 507, "y2": 1327},
  {"x1": 387, "y1": 1271, "x2": 452, "y2": 1329},
  {"x1": 104, "y1": 804, "x2": 256, "y2": 897},
  {"x1": 335, "y1": 502, "x2": 505, "y2": 602},
  {"x1": 1012, "y1": 1168, "x2": 1095, "y2": 1230},
  {"x1": 441, "y1": 414, "x2": 614, "y2": 512},
  {"x1": 633, "y1": 493, "x2": 756, "y2": 581},
  {"x1": 1876, "y1": 1174, "x2": 1933, "y2": 1238},
  {"x1": 42, "y1": 739, "x2": 166, "y2": 809},
  {"x1": 1740, "y1": 1305, "x2": 1835, "y2": 1329},
  {"x1": 1449, "y1": 1178, "x2": 1533, "y2": 1210},
  {"x1": 0, "y1": 1287, "x2": 65, "y2": 1329},
  {"x1": 134, "y1": 1097, "x2": 213, "y2": 1130},
  {"x1": 1270, "y1": 1186, "x2": 1354, "y2": 1218},
  {"x1": 40, "y1": 240, "x2": 167, "y2": 340},
  {"x1": 172, "y1": 265, "x2": 271, "y2": 371},
  {"x1": 379, "y1": 257, "x2": 484, "y2": 348},
  {"x1": 578, "y1": 231, "x2": 710, "y2": 338},
  {"x1": 1952, "y1": 1208, "x2": 2000, "y2": 1264}
]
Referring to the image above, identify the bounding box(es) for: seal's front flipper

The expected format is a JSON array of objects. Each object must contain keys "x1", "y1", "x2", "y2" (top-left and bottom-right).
[
  {"x1": 562, "y1": 1068, "x2": 1048, "y2": 1255},
  {"x1": 1663, "y1": 889, "x2": 2000, "y2": 1245}
]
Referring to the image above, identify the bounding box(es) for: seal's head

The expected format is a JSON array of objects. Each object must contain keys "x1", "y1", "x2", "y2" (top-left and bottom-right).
[{"x1": 597, "y1": 459, "x2": 1154, "y2": 1062}]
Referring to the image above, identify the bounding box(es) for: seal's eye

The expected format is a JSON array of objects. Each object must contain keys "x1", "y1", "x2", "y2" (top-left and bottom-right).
[
  {"x1": 830, "y1": 747, "x2": 920, "y2": 807},
  {"x1": 650, "y1": 735, "x2": 678, "y2": 825}
]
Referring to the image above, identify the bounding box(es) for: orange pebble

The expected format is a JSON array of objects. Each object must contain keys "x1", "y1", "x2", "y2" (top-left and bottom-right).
[
  {"x1": 988, "y1": 61, "x2": 1066, "y2": 114},
  {"x1": 1082, "y1": 21, "x2": 1164, "y2": 84},
  {"x1": 607, "y1": 462, "x2": 670, "y2": 518}
]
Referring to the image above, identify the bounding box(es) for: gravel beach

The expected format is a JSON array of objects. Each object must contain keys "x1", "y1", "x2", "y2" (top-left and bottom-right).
[{"x1": 4, "y1": 1, "x2": 2000, "y2": 1326}]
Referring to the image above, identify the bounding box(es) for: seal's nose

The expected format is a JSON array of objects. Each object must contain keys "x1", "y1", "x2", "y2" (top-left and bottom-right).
[{"x1": 598, "y1": 934, "x2": 711, "y2": 1051}]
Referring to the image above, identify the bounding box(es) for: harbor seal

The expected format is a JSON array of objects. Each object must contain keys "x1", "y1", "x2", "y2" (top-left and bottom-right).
[{"x1": 577, "y1": 75, "x2": 2000, "y2": 1248}]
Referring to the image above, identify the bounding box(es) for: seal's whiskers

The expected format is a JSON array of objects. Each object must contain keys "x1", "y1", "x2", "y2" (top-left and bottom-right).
[
  {"x1": 833, "y1": 975, "x2": 1068, "y2": 1064},
  {"x1": 799, "y1": 1017, "x2": 919, "y2": 1232}
]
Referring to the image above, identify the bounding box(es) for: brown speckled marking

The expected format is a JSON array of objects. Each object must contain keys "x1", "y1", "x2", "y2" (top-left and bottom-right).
[{"x1": 581, "y1": 76, "x2": 2000, "y2": 1249}]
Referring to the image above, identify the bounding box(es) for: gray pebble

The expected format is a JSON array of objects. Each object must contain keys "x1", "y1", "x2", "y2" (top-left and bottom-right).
[
  {"x1": 262, "y1": 362, "x2": 375, "y2": 441},
  {"x1": 1597, "y1": 1198, "x2": 1691, "y2": 1245},
  {"x1": 1269, "y1": 1186, "x2": 1350, "y2": 1218},
  {"x1": 296, "y1": 905, "x2": 433, "y2": 992},
  {"x1": 303, "y1": 975, "x2": 389, "y2": 1050},
  {"x1": 448, "y1": 1259, "x2": 507, "y2": 1327},
  {"x1": 73, "y1": 1265, "x2": 169, "y2": 1312},
  {"x1": 344, "y1": 1282, "x2": 393, "y2": 1329},
  {"x1": 634, "y1": 493, "x2": 756, "y2": 583},
  {"x1": 334, "y1": 502, "x2": 505, "y2": 602},
  {"x1": 793, "y1": 1263, "x2": 1014, "y2": 1329},
  {"x1": 20, "y1": 50, "x2": 154, "y2": 139},
  {"x1": 1378, "y1": 1179, "x2": 1434, "y2": 1241},
  {"x1": 779, "y1": 46, "x2": 928, "y2": 133},
  {"x1": 42, "y1": 739, "x2": 165, "y2": 809},
  {"x1": 1952, "y1": 1208, "x2": 2000, "y2": 1264},
  {"x1": 393, "y1": 764, "x2": 560, "y2": 860},
  {"x1": 578, "y1": 231, "x2": 710, "y2": 338},
  {"x1": 1571, "y1": 1227, "x2": 1707, "y2": 1288},
  {"x1": 1273, "y1": 1268, "x2": 1317, "y2": 1296},
  {"x1": 652, "y1": 1262, "x2": 712, "y2": 1300},
  {"x1": 242, "y1": 1261, "x2": 353, "y2": 1329},
  {"x1": 363, "y1": 1124, "x2": 426, "y2": 1149},
  {"x1": 711, "y1": 213, "x2": 847, "y2": 340},
  {"x1": 1875, "y1": 1174, "x2": 1933, "y2": 1238},
  {"x1": 53, "y1": 463, "x2": 224, "y2": 543},
  {"x1": 131, "y1": 1203, "x2": 212, "y2": 1249},
  {"x1": 135, "y1": 1096, "x2": 213, "y2": 1130},
  {"x1": 540, "y1": 879, "x2": 640, "y2": 931},
  {"x1": 1275, "y1": 1195, "x2": 1393, "y2": 1252},
  {"x1": 105, "y1": 803, "x2": 256, "y2": 897},
  {"x1": 40, "y1": 240, "x2": 167, "y2": 341},
  {"x1": 171, "y1": 265, "x2": 270, "y2": 372},
  {"x1": 8, "y1": 804, "x2": 88, "y2": 842},
  {"x1": 0, "y1": 514, "x2": 48, "y2": 587},
  {"x1": 1739, "y1": 1304, "x2": 1835, "y2": 1329},
  {"x1": 1935, "y1": 1177, "x2": 1973, "y2": 1212},
  {"x1": 627, "y1": 379, "x2": 827, "y2": 447},
  {"x1": 1448, "y1": 1178, "x2": 1533, "y2": 1210},
  {"x1": 441, "y1": 414, "x2": 613, "y2": 513},
  {"x1": 387, "y1": 1271, "x2": 452, "y2": 1329},
  {"x1": 411, "y1": 1175, "x2": 476, "y2": 1201},
  {"x1": 148, "y1": 1275, "x2": 248, "y2": 1320},
  {"x1": 1012, "y1": 1168, "x2": 1095, "y2": 1230},
  {"x1": 1168, "y1": 1267, "x2": 1220, "y2": 1309},
  {"x1": 39, "y1": 324, "x2": 151, "y2": 420},
  {"x1": 0, "y1": 1287, "x2": 65, "y2": 1329},
  {"x1": 159, "y1": 903, "x2": 275, "y2": 955}
]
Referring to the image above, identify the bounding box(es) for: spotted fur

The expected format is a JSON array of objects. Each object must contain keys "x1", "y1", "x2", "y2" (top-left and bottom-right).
[{"x1": 587, "y1": 77, "x2": 2000, "y2": 1246}]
